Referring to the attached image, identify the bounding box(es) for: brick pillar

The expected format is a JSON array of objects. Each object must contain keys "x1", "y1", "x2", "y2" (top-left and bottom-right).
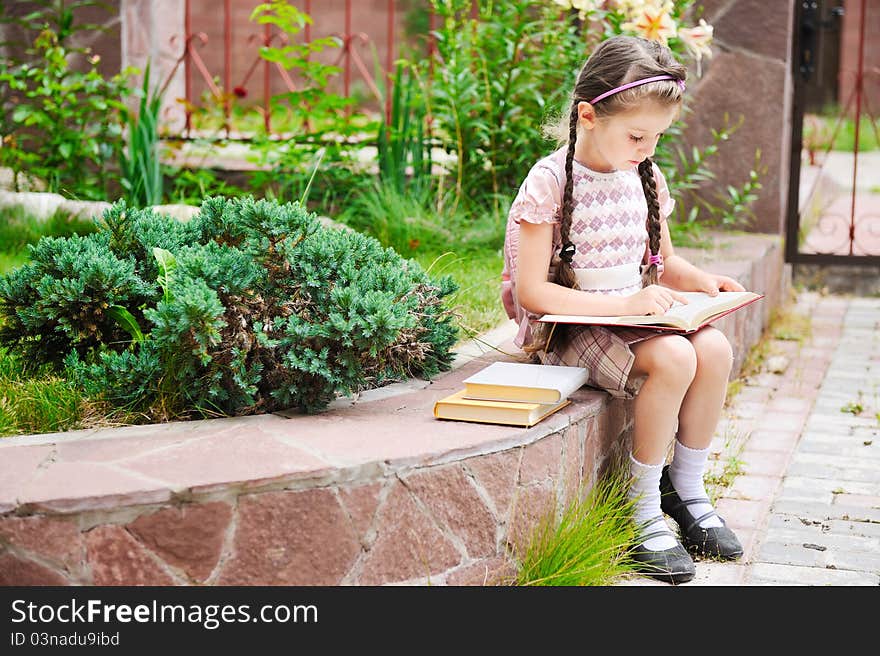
[
  {"x1": 684, "y1": 0, "x2": 797, "y2": 235},
  {"x1": 120, "y1": 0, "x2": 186, "y2": 132}
]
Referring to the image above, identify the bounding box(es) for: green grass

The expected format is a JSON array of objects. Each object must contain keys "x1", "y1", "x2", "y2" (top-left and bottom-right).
[
  {"x1": 414, "y1": 249, "x2": 507, "y2": 345},
  {"x1": 0, "y1": 347, "x2": 91, "y2": 437},
  {"x1": 804, "y1": 111, "x2": 880, "y2": 153},
  {"x1": 514, "y1": 468, "x2": 643, "y2": 586},
  {"x1": 0, "y1": 252, "x2": 28, "y2": 275}
]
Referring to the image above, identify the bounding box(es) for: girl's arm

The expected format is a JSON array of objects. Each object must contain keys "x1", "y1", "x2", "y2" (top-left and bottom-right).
[
  {"x1": 517, "y1": 221, "x2": 686, "y2": 316},
  {"x1": 657, "y1": 219, "x2": 745, "y2": 295}
]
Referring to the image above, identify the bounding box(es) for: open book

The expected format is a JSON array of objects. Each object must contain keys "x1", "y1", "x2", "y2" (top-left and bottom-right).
[
  {"x1": 462, "y1": 362, "x2": 589, "y2": 404},
  {"x1": 538, "y1": 291, "x2": 763, "y2": 333}
]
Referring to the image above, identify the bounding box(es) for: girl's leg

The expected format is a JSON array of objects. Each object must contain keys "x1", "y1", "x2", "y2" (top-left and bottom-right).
[
  {"x1": 666, "y1": 327, "x2": 734, "y2": 529},
  {"x1": 625, "y1": 335, "x2": 697, "y2": 554},
  {"x1": 678, "y1": 326, "x2": 734, "y2": 449},
  {"x1": 628, "y1": 334, "x2": 698, "y2": 464}
]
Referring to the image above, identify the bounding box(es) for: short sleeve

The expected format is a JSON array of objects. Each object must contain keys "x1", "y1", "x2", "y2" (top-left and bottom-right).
[
  {"x1": 652, "y1": 162, "x2": 675, "y2": 220},
  {"x1": 507, "y1": 161, "x2": 562, "y2": 225}
]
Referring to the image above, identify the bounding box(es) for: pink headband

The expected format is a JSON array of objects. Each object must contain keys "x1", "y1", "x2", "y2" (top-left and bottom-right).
[{"x1": 589, "y1": 75, "x2": 686, "y2": 105}]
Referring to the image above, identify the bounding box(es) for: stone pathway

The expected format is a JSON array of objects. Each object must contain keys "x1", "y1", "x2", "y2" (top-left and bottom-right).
[{"x1": 625, "y1": 290, "x2": 880, "y2": 586}]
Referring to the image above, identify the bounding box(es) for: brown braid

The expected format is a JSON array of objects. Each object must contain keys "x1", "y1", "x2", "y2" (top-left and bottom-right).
[
  {"x1": 637, "y1": 158, "x2": 662, "y2": 286},
  {"x1": 527, "y1": 106, "x2": 581, "y2": 355},
  {"x1": 554, "y1": 106, "x2": 581, "y2": 291}
]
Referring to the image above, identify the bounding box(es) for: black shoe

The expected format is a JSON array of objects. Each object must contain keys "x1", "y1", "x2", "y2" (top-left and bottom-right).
[
  {"x1": 629, "y1": 515, "x2": 696, "y2": 585},
  {"x1": 660, "y1": 466, "x2": 744, "y2": 560}
]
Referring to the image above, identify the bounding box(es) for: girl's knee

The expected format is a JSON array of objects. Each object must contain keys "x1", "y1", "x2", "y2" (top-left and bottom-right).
[
  {"x1": 692, "y1": 328, "x2": 734, "y2": 374},
  {"x1": 638, "y1": 335, "x2": 697, "y2": 383}
]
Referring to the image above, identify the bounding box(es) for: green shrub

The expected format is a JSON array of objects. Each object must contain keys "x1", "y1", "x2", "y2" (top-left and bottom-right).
[{"x1": 0, "y1": 196, "x2": 458, "y2": 420}]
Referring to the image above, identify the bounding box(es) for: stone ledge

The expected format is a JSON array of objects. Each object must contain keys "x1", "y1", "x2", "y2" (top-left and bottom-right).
[{"x1": 0, "y1": 231, "x2": 789, "y2": 585}]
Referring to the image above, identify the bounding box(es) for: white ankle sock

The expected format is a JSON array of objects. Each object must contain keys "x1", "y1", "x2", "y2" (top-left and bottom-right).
[
  {"x1": 667, "y1": 439, "x2": 723, "y2": 529},
  {"x1": 627, "y1": 452, "x2": 677, "y2": 550}
]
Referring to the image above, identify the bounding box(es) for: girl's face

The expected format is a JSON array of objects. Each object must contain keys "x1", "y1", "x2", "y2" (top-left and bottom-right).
[{"x1": 577, "y1": 101, "x2": 680, "y2": 172}]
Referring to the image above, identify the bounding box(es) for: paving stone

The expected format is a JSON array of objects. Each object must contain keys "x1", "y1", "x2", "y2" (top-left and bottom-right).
[
  {"x1": 743, "y1": 429, "x2": 801, "y2": 453},
  {"x1": 825, "y1": 550, "x2": 880, "y2": 575},
  {"x1": 772, "y1": 499, "x2": 880, "y2": 523},
  {"x1": 714, "y1": 497, "x2": 768, "y2": 530},
  {"x1": 727, "y1": 474, "x2": 780, "y2": 502},
  {"x1": 833, "y1": 493, "x2": 880, "y2": 509},
  {"x1": 738, "y1": 448, "x2": 792, "y2": 477},
  {"x1": 758, "y1": 540, "x2": 828, "y2": 568},
  {"x1": 746, "y1": 562, "x2": 878, "y2": 585}
]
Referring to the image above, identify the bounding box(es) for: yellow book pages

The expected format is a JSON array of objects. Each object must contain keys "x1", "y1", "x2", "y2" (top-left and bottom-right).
[
  {"x1": 433, "y1": 389, "x2": 570, "y2": 427},
  {"x1": 539, "y1": 291, "x2": 763, "y2": 332}
]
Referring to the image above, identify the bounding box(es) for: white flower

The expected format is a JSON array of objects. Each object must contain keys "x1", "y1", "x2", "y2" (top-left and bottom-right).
[
  {"x1": 621, "y1": 1, "x2": 677, "y2": 45},
  {"x1": 678, "y1": 18, "x2": 714, "y2": 75},
  {"x1": 611, "y1": 0, "x2": 651, "y2": 17},
  {"x1": 551, "y1": 0, "x2": 602, "y2": 20}
]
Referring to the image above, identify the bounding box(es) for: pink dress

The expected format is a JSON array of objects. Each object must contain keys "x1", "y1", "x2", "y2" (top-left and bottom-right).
[{"x1": 501, "y1": 147, "x2": 675, "y2": 398}]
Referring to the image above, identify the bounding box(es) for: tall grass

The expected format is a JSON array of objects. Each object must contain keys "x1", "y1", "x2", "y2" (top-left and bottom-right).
[
  {"x1": 119, "y1": 60, "x2": 164, "y2": 207},
  {"x1": 414, "y1": 249, "x2": 506, "y2": 343},
  {"x1": 0, "y1": 348, "x2": 88, "y2": 437},
  {"x1": 515, "y1": 468, "x2": 641, "y2": 586}
]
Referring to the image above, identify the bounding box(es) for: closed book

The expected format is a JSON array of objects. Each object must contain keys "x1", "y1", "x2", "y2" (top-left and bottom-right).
[
  {"x1": 433, "y1": 389, "x2": 570, "y2": 427},
  {"x1": 538, "y1": 291, "x2": 763, "y2": 333},
  {"x1": 462, "y1": 361, "x2": 589, "y2": 404}
]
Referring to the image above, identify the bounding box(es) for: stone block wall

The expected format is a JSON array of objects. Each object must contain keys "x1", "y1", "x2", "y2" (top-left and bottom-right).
[
  {"x1": 0, "y1": 393, "x2": 632, "y2": 587},
  {"x1": 684, "y1": 0, "x2": 796, "y2": 235}
]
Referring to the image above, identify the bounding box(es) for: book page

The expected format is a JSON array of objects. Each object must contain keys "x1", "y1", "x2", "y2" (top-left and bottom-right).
[
  {"x1": 538, "y1": 291, "x2": 760, "y2": 328},
  {"x1": 663, "y1": 292, "x2": 759, "y2": 328}
]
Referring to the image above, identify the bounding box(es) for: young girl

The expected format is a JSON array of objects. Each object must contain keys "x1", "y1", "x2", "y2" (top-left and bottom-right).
[{"x1": 501, "y1": 35, "x2": 746, "y2": 584}]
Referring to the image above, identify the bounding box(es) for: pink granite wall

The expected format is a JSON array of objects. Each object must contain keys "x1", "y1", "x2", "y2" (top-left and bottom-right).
[{"x1": 0, "y1": 406, "x2": 632, "y2": 587}]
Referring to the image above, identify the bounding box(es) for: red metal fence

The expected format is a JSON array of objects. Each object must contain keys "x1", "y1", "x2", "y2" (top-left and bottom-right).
[
  {"x1": 788, "y1": 0, "x2": 880, "y2": 262},
  {"x1": 160, "y1": 0, "x2": 412, "y2": 139}
]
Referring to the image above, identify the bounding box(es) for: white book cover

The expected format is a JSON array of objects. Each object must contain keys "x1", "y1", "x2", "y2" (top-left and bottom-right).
[{"x1": 462, "y1": 361, "x2": 590, "y2": 404}]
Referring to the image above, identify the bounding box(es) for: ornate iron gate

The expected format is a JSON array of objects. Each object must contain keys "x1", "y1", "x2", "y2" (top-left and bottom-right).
[{"x1": 786, "y1": 0, "x2": 880, "y2": 264}]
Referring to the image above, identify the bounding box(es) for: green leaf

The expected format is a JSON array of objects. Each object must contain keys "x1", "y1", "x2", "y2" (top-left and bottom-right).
[
  {"x1": 153, "y1": 247, "x2": 177, "y2": 303},
  {"x1": 108, "y1": 305, "x2": 145, "y2": 343}
]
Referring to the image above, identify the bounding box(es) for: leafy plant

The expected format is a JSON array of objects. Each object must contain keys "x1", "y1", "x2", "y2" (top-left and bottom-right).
[
  {"x1": 0, "y1": 26, "x2": 133, "y2": 199},
  {"x1": 249, "y1": 0, "x2": 353, "y2": 140},
  {"x1": 0, "y1": 197, "x2": 459, "y2": 421},
  {"x1": 514, "y1": 468, "x2": 640, "y2": 586}
]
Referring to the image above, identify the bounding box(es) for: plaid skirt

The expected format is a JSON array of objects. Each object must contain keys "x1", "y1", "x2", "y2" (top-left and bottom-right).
[{"x1": 535, "y1": 322, "x2": 666, "y2": 399}]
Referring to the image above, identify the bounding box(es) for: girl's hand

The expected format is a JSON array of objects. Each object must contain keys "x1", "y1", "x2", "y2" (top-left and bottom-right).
[
  {"x1": 695, "y1": 273, "x2": 745, "y2": 296},
  {"x1": 626, "y1": 285, "x2": 690, "y2": 316}
]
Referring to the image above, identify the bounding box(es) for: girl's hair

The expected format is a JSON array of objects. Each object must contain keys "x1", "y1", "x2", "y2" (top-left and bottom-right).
[
  {"x1": 554, "y1": 35, "x2": 686, "y2": 290},
  {"x1": 530, "y1": 36, "x2": 686, "y2": 355}
]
